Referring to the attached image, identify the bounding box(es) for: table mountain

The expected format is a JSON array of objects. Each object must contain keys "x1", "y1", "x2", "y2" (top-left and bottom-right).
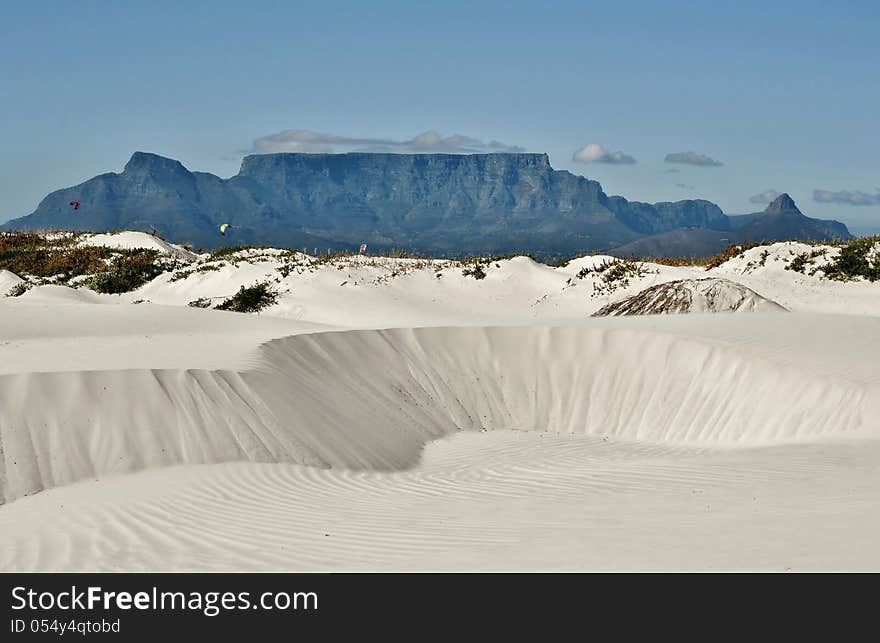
[{"x1": 2, "y1": 152, "x2": 850, "y2": 259}]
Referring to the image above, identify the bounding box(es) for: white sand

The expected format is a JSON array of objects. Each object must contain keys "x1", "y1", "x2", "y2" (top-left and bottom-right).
[
  {"x1": 1, "y1": 236, "x2": 879, "y2": 570},
  {"x1": 0, "y1": 269, "x2": 24, "y2": 296},
  {"x1": 3, "y1": 431, "x2": 879, "y2": 571},
  {"x1": 77, "y1": 231, "x2": 198, "y2": 262}
]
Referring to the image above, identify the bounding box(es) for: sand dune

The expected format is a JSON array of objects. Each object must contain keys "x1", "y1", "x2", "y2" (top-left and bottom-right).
[
  {"x1": 3, "y1": 431, "x2": 880, "y2": 571},
  {"x1": 3, "y1": 313, "x2": 878, "y2": 503},
  {"x1": 2, "y1": 236, "x2": 880, "y2": 569},
  {"x1": 0, "y1": 269, "x2": 23, "y2": 296},
  {"x1": 77, "y1": 231, "x2": 198, "y2": 262},
  {"x1": 593, "y1": 278, "x2": 787, "y2": 315}
]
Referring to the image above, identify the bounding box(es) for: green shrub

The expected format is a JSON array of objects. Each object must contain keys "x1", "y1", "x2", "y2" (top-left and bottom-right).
[
  {"x1": 1, "y1": 233, "x2": 113, "y2": 279},
  {"x1": 0, "y1": 232, "x2": 66, "y2": 276},
  {"x1": 169, "y1": 269, "x2": 192, "y2": 282},
  {"x1": 704, "y1": 244, "x2": 746, "y2": 270},
  {"x1": 88, "y1": 249, "x2": 168, "y2": 294},
  {"x1": 6, "y1": 282, "x2": 30, "y2": 297},
  {"x1": 786, "y1": 252, "x2": 810, "y2": 274},
  {"x1": 577, "y1": 257, "x2": 646, "y2": 281},
  {"x1": 821, "y1": 236, "x2": 880, "y2": 282},
  {"x1": 602, "y1": 258, "x2": 645, "y2": 282},
  {"x1": 43, "y1": 245, "x2": 112, "y2": 277},
  {"x1": 169, "y1": 263, "x2": 221, "y2": 282},
  {"x1": 785, "y1": 248, "x2": 827, "y2": 274},
  {"x1": 462, "y1": 263, "x2": 487, "y2": 280},
  {"x1": 215, "y1": 281, "x2": 278, "y2": 313},
  {"x1": 638, "y1": 255, "x2": 702, "y2": 267},
  {"x1": 585, "y1": 258, "x2": 652, "y2": 297},
  {"x1": 208, "y1": 245, "x2": 253, "y2": 262}
]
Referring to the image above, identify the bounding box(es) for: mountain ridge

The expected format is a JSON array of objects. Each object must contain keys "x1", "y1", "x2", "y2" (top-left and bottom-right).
[{"x1": 2, "y1": 151, "x2": 850, "y2": 258}]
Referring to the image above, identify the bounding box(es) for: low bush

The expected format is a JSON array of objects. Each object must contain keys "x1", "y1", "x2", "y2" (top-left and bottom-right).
[
  {"x1": 6, "y1": 282, "x2": 30, "y2": 297},
  {"x1": 42, "y1": 245, "x2": 111, "y2": 278},
  {"x1": 821, "y1": 236, "x2": 880, "y2": 282},
  {"x1": 785, "y1": 248, "x2": 826, "y2": 274},
  {"x1": 580, "y1": 258, "x2": 653, "y2": 297},
  {"x1": 462, "y1": 263, "x2": 487, "y2": 280},
  {"x1": 704, "y1": 244, "x2": 746, "y2": 270},
  {"x1": 208, "y1": 245, "x2": 253, "y2": 262},
  {"x1": 87, "y1": 249, "x2": 169, "y2": 294},
  {"x1": 0, "y1": 231, "x2": 85, "y2": 277},
  {"x1": 215, "y1": 281, "x2": 278, "y2": 313},
  {"x1": 639, "y1": 255, "x2": 702, "y2": 267}
]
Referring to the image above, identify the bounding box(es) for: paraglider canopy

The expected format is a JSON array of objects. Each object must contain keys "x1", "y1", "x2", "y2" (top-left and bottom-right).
[
  {"x1": 69, "y1": 201, "x2": 80, "y2": 210},
  {"x1": 219, "y1": 223, "x2": 231, "y2": 236}
]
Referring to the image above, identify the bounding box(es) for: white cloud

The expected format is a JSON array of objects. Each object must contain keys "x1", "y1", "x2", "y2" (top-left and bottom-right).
[
  {"x1": 572, "y1": 143, "x2": 636, "y2": 165},
  {"x1": 665, "y1": 151, "x2": 723, "y2": 167},
  {"x1": 813, "y1": 189, "x2": 880, "y2": 206},
  {"x1": 748, "y1": 189, "x2": 781, "y2": 204},
  {"x1": 251, "y1": 130, "x2": 525, "y2": 154}
]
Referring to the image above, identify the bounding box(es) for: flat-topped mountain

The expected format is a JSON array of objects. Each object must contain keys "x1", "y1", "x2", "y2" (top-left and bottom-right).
[{"x1": 1, "y1": 152, "x2": 850, "y2": 258}]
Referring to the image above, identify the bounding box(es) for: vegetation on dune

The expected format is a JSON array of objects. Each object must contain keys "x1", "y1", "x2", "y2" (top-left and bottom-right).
[
  {"x1": 701, "y1": 238, "x2": 854, "y2": 272},
  {"x1": 215, "y1": 281, "x2": 278, "y2": 313},
  {"x1": 568, "y1": 257, "x2": 655, "y2": 296},
  {"x1": 208, "y1": 245, "x2": 255, "y2": 262},
  {"x1": 86, "y1": 249, "x2": 172, "y2": 294},
  {"x1": 458, "y1": 253, "x2": 542, "y2": 280},
  {"x1": 696, "y1": 236, "x2": 880, "y2": 281},
  {"x1": 0, "y1": 231, "x2": 182, "y2": 293},
  {"x1": 0, "y1": 231, "x2": 106, "y2": 278},
  {"x1": 703, "y1": 243, "x2": 751, "y2": 270},
  {"x1": 461, "y1": 261, "x2": 487, "y2": 280},
  {"x1": 785, "y1": 248, "x2": 827, "y2": 274},
  {"x1": 4, "y1": 229, "x2": 880, "y2": 304},
  {"x1": 169, "y1": 263, "x2": 222, "y2": 282},
  {"x1": 6, "y1": 282, "x2": 30, "y2": 297},
  {"x1": 820, "y1": 236, "x2": 880, "y2": 282},
  {"x1": 637, "y1": 255, "x2": 704, "y2": 267},
  {"x1": 574, "y1": 257, "x2": 642, "y2": 280},
  {"x1": 582, "y1": 258, "x2": 653, "y2": 296}
]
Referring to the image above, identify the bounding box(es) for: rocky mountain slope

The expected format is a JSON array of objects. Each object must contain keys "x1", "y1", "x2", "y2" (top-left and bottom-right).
[
  {"x1": 2, "y1": 152, "x2": 850, "y2": 258},
  {"x1": 609, "y1": 194, "x2": 849, "y2": 258}
]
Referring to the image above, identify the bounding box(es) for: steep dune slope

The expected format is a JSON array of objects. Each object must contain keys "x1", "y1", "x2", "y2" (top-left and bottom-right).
[{"x1": 3, "y1": 315, "x2": 878, "y2": 503}]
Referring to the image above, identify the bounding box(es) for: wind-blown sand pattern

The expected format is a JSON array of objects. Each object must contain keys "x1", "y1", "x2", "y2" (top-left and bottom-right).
[
  {"x1": 1, "y1": 233, "x2": 879, "y2": 570},
  {"x1": 593, "y1": 277, "x2": 788, "y2": 315}
]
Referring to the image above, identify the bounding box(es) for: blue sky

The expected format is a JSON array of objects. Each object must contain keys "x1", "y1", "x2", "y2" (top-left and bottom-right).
[{"x1": 1, "y1": 0, "x2": 878, "y2": 232}]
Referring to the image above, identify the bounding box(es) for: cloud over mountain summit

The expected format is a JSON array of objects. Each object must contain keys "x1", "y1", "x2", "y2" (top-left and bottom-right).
[
  {"x1": 572, "y1": 143, "x2": 636, "y2": 165},
  {"x1": 251, "y1": 130, "x2": 525, "y2": 155}
]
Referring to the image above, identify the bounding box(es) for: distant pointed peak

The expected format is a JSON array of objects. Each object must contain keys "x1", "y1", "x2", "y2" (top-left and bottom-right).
[
  {"x1": 765, "y1": 193, "x2": 799, "y2": 213},
  {"x1": 123, "y1": 152, "x2": 189, "y2": 175}
]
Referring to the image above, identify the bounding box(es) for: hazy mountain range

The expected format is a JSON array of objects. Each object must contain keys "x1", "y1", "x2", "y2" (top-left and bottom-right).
[{"x1": 1, "y1": 152, "x2": 850, "y2": 259}]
